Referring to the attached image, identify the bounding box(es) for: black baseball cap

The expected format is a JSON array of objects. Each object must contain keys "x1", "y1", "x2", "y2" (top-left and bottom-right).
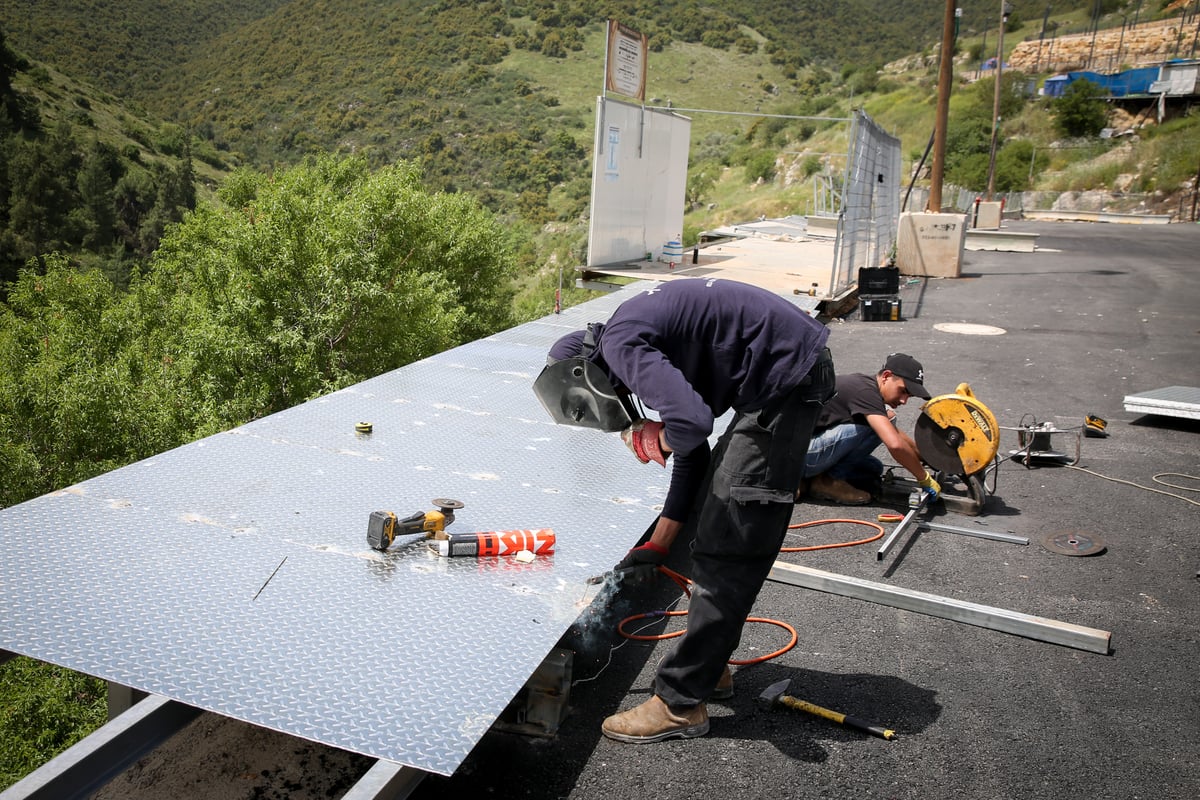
[{"x1": 883, "y1": 353, "x2": 931, "y2": 399}]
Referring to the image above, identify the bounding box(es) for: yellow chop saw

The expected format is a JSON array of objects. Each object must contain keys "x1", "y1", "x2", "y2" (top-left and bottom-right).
[{"x1": 881, "y1": 383, "x2": 1000, "y2": 516}]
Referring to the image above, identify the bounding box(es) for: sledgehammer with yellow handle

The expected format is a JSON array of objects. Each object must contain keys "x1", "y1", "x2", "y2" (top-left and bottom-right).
[{"x1": 757, "y1": 678, "x2": 896, "y2": 740}]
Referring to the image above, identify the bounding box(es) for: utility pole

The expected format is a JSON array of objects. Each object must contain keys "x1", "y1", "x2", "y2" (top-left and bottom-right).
[
  {"x1": 1035, "y1": 5, "x2": 1050, "y2": 73},
  {"x1": 1087, "y1": 0, "x2": 1101, "y2": 70},
  {"x1": 928, "y1": 1, "x2": 959, "y2": 213},
  {"x1": 1116, "y1": 15, "x2": 1128, "y2": 72},
  {"x1": 985, "y1": 2, "x2": 1013, "y2": 201},
  {"x1": 1192, "y1": 159, "x2": 1200, "y2": 223}
]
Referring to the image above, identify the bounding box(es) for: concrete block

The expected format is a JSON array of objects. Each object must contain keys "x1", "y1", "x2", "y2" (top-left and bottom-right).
[
  {"x1": 896, "y1": 211, "x2": 967, "y2": 278},
  {"x1": 1022, "y1": 209, "x2": 1172, "y2": 224},
  {"x1": 973, "y1": 201, "x2": 1003, "y2": 229},
  {"x1": 965, "y1": 229, "x2": 1039, "y2": 252},
  {"x1": 805, "y1": 214, "x2": 839, "y2": 237}
]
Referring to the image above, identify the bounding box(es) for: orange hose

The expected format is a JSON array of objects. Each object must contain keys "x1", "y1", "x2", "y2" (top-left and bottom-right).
[
  {"x1": 614, "y1": 519, "x2": 883, "y2": 666},
  {"x1": 781, "y1": 518, "x2": 885, "y2": 551},
  {"x1": 617, "y1": 608, "x2": 797, "y2": 665}
]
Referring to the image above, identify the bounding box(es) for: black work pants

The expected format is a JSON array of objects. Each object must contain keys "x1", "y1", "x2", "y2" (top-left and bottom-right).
[{"x1": 655, "y1": 347, "x2": 834, "y2": 709}]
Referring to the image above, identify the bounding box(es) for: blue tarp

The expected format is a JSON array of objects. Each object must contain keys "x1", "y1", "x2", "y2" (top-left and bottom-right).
[
  {"x1": 1059, "y1": 66, "x2": 1160, "y2": 97},
  {"x1": 1043, "y1": 75, "x2": 1071, "y2": 97}
]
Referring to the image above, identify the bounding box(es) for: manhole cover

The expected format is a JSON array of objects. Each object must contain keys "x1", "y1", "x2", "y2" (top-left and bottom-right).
[
  {"x1": 1041, "y1": 530, "x2": 1107, "y2": 557},
  {"x1": 933, "y1": 323, "x2": 1007, "y2": 336}
]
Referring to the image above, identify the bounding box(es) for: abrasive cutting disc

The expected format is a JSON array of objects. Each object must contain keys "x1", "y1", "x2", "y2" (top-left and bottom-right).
[
  {"x1": 1041, "y1": 530, "x2": 1107, "y2": 557},
  {"x1": 915, "y1": 414, "x2": 968, "y2": 475}
]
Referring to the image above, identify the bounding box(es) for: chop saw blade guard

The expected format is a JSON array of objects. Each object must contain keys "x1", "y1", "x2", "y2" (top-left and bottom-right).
[
  {"x1": 884, "y1": 383, "x2": 1000, "y2": 515},
  {"x1": 915, "y1": 382, "x2": 1000, "y2": 476}
]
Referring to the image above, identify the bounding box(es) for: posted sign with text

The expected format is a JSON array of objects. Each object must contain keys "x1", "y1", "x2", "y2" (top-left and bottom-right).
[{"x1": 605, "y1": 20, "x2": 647, "y2": 103}]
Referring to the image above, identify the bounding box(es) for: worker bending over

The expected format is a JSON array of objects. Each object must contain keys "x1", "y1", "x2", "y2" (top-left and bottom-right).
[
  {"x1": 802, "y1": 352, "x2": 942, "y2": 505},
  {"x1": 534, "y1": 277, "x2": 834, "y2": 743}
]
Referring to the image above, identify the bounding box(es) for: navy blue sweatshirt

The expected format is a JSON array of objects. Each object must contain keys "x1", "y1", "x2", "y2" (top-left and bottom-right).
[{"x1": 594, "y1": 278, "x2": 829, "y2": 521}]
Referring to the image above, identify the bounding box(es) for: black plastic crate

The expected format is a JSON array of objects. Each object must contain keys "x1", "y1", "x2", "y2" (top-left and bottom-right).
[
  {"x1": 859, "y1": 294, "x2": 902, "y2": 322},
  {"x1": 858, "y1": 266, "x2": 900, "y2": 295}
]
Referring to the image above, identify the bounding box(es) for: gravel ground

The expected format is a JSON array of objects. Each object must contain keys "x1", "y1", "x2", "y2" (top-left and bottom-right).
[{"x1": 93, "y1": 219, "x2": 1200, "y2": 800}]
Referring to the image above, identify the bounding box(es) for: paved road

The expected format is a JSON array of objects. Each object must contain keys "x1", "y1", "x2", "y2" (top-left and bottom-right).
[
  {"x1": 409, "y1": 219, "x2": 1200, "y2": 800},
  {"x1": 90, "y1": 220, "x2": 1200, "y2": 800}
]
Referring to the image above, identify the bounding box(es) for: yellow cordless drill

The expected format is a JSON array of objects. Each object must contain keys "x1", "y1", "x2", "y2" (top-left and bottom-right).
[{"x1": 367, "y1": 499, "x2": 464, "y2": 551}]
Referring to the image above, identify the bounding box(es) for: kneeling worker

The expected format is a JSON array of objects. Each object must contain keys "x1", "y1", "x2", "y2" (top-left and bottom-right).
[{"x1": 802, "y1": 352, "x2": 941, "y2": 505}]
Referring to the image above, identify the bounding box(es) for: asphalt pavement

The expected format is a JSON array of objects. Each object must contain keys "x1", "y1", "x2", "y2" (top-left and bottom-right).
[{"x1": 408, "y1": 219, "x2": 1200, "y2": 800}]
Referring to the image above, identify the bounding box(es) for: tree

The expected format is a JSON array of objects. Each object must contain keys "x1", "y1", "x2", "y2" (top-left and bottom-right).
[
  {"x1": 1, "y1": 154, "x2": 518, "y2": 507},
  {"x1": 743, "y1": 151, "x2": 777, "y2": 184},
  {"x1": 76, "y1": 139, "x2": 119, "y2": 250},
  {"x1": 6, "y1": 121, "x2": 80, "y2": 258},
  {"x1": 993, "y1": 139, "x2": 1042, "y2": 192},
  {"x1": 944, "y1": 70, "x2": 1031, "y2": 191},
  {"x1": 0, "y1": 28, "x2": 30, "y2": 135},
  {"x1": 686, "y1": 159, "x2": 719, "y2": 210},
  {"x1": 112, "y1": 167, "x2": 158, "y2": 256},
  {"x1": 0, "y1": 658, "x2": 105, "y2": 788},
  {"x1": 540, "y1": 31, "x2": 566, "y2": 58},
  {"x1": 1054, "y1": 79, "x2": 1108, "y2": 139},
  {"x1": 137, "y1": 148, "x2": 196, "y2": 253},
  {"x1": 135, "y1": 153, "x2": 517, "y2": 431},
  {"x1": 0, "y1": 255, "x2": 143, "y2": 504}
]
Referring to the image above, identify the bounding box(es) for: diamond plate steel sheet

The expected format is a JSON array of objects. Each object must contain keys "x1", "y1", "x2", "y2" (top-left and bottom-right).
[
  {"x1": 1122, "y1": 385, "x2": 1200, "y2": 419},
  {"x1": 0, "y1": 283, "x2": 669, "y2": 776},
  {"x1": 0, "y1": 280, "x2": 817, "y2": 776}
]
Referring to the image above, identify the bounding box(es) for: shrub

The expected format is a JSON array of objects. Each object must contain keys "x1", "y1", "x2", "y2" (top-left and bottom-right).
[
  {"x1": 1054, "y1": 79, "x2": 1108, "y2": 139},
  {"x1": 744, "y1": 151, "x2": 777, "y2": 183}
]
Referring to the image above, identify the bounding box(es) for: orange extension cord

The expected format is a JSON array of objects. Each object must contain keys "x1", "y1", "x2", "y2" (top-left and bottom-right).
[{"x1": 616, "y1": 518, "x2": 886, "y2": 666}]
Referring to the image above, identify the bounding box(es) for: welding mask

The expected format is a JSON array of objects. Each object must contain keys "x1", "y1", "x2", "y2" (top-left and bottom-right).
[{"x1": 533, "y1": 325, "x2": 636, "y2": 431}]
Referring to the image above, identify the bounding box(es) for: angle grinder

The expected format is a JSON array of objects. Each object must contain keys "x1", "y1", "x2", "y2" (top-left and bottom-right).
[{"x1": 367, "y1": 498, "x2": 464, "y2": 550}]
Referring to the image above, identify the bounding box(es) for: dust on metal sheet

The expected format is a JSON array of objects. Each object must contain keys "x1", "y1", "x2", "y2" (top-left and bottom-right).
[{"x1": 0, "y1": 283, "x2": 689, "y2": 776}]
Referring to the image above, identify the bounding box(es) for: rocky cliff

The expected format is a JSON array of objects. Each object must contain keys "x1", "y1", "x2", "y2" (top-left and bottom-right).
[{"x1": 1009, "y1": 17, "x2": 1200, "y2": 74}]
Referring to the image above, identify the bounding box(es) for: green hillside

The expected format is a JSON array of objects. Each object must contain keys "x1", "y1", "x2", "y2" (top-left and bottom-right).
[
  {"x1": 0, "y1": 0, "x2": 291, "y2": 97},
  {"x1": 0, "y1": 1, "x2": 1102, "y2": 213},
  {"x1": 2, "y1": 0, "x2": 1195, "y2": 259}
]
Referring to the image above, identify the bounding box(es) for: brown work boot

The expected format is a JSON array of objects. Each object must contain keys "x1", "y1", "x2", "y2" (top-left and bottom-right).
[
  {"x1": 809, "y1": 473, "x2": 870, "y2": 505},
  {"x1": 711, "y1": 665, "x2": 734, "y2": 701},
  {"x1": 601, "y1": 695, "x2": 709, "y2": 743},
  {"x1": 793, "y1": 479, "x2": 809, "y2": 503}
]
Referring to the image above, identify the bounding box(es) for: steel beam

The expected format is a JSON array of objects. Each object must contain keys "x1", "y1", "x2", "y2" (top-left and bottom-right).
[
  {"x1": 106, "y1": 682, "x2": 149, "y2": 720},
  {"x1": 768, "y1": 561, "x2": 1112, "y2": 654},
  {"x1": 876, "y1": 493, "x2": 928, "y2": 561},
  {"x1": 0, "y1": 695, "x2": 202, "y2": 800},
  {"x1": 919, "y1": 521, "x2": 1029, "y2": 545},
  {"x1": 341, "y1": 761, "x2": 428, "y2": 800}
]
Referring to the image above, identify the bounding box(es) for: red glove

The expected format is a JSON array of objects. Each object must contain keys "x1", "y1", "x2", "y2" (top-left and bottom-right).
[
  {"x1": 615, "y1": 541, "x2": 669, "y2": 572},
  {"x1": 621, "y1": 419, "x2": 668, "y2": 466}
]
